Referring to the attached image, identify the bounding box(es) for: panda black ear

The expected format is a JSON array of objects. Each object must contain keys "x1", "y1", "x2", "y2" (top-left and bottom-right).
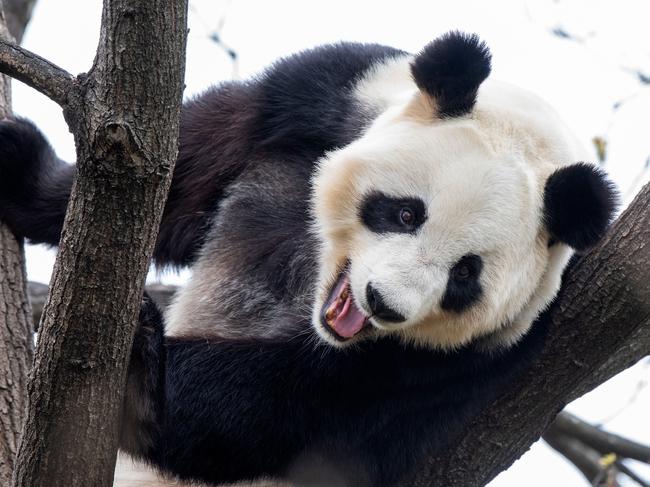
[
  {"x1": 544, "y1": 163, "x2": 619, "y2": 252},
  {"x1": 410, "y1": 31, "x2": 491, "y2": 117}
]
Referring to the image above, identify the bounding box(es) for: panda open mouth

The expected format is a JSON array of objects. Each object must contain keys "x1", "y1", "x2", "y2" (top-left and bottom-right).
[{"x1": 320, "y1": 273, "x2": 370, "y2": 341}]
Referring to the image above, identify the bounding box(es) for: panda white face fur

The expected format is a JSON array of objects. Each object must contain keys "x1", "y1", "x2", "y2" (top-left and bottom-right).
[{"x1": 311, "y1": 34, "x2": 615, "y2": 350}]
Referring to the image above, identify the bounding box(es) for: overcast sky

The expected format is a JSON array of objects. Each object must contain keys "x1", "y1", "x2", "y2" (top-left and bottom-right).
[{"x1": 11, "y1": 1, "x2": 650, "y2": 485}]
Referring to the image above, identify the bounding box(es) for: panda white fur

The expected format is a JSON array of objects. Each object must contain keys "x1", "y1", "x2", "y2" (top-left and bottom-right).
[{"x1": 0, "y1": 32, "x2": 616, "y2": 487}]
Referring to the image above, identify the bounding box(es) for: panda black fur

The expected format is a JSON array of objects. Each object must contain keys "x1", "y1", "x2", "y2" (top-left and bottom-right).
[{"x1": 0, "y1": 32, "x2": 617, "y2": 486}]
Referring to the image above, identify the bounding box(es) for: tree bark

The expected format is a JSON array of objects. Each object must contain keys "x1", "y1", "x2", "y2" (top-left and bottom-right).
[
  {"x1": 0, "y1": 1, "x2": 34, "y2": 484},
  {"x1": 27, "y1": 282, "x2": 178, "y2": 330},
  {"x1": 0, "y1": 1, "x2": 188, "y2": 486}
]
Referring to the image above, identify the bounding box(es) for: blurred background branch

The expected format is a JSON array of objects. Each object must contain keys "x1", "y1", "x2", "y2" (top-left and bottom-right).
[{"x1": 544, "y1": 411, "x2": 650, "y2": 486}]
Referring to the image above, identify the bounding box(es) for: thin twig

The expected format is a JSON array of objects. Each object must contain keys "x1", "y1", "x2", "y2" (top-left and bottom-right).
[
  {"x1": 553, "y1": 411, "x2": 650, "y2": 464},
  {"x1": 544, "y1": 423, "x2": 606, "y2": 483},
  {"x1": 0, "y1": 39, "x2": 74, "y2": 107},
  {"x1": 616, "y1": 460, "x2": 650, "y2": 487}
]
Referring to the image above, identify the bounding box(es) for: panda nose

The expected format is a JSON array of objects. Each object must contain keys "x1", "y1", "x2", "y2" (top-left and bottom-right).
[{"x1": 365, "y1": 283, "x2": 406, "y2": 323}]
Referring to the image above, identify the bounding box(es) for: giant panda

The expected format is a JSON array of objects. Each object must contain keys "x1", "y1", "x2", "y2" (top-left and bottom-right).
[{"x1": 0, "y1": 32, "x2": 617, "y2": 486}]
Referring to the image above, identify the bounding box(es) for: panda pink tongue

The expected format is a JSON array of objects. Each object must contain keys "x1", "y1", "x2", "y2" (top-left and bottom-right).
[{"x1": 327, "y1": 280, "x2": 368, "y2": 339}]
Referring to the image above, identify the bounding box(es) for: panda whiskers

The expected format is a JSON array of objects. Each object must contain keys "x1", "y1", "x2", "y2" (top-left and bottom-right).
[{"x1": 294, "y1": 326, "x2": 331, "y2": 360}]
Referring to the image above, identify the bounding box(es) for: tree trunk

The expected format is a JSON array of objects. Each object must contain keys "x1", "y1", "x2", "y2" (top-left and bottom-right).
[
  {"x1": 1, "y1": 1, "x2": 189, "y2": 486},
  {"x1": 0, "y1": 1, "x2": 33, "y2": 484},
  {"x1": 27, "y1": 282, "x2": 178, "y2": 331}
]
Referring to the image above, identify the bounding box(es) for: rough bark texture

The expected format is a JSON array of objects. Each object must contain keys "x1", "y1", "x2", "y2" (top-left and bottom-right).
[
  {"x1": 0, "y1": 1, "x2": 33, "y2": 484},
  {"x1": 0, "y1": 225, "x2": 32, "y2": 487},
  {"x1": 6, "y1": 1, "x2": 188, "y2": 486},
  {"x1": 27, "y1": 282, "x2": 178, "y2": 330},
  {"x1": 0, "y1": 228, "x2": 32, "y2": 486},
  {"x1": 0, "y1": 38, "x2": 73, "y2": 106},
  {"x1": 410, "y1": 182, "x2": 650, "y2": 486}
]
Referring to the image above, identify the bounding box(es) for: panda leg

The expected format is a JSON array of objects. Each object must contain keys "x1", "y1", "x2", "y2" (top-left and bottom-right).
[
  {"x1": 0, "y1": 118, "x2": 73, "y2": 246},
  {"x1": 119, "y1": 292, "x2": 165, "y2": 461}
]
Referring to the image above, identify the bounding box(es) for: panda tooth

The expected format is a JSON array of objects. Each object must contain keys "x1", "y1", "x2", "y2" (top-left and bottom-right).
[
  {"x1": 340, "y1": 286, "x2": 349, "y2": 301},
  {"x1": 325, "y1": 307, "x2": 337, "y2": 323}
]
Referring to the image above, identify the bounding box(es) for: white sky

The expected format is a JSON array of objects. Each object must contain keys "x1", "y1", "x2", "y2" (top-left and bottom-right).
[{"x1": 11, "y1": 1, "x2": 650, "y2": 485}]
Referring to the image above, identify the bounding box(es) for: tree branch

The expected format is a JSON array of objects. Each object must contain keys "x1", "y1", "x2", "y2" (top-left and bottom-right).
[
  {"x1": 0, "y1": 38, "x2": 74, "y2": 107},
  {"x1": 544, "y1": 423, "x2": 617, "y2": 486},
  {"x1": 616, "y1": 461, "x2": 650, "y2": 487},
  {"x1": 544, "y1": 412, "x2": 650, "y2": 486},
  {"x1": 409, "y1": 181, "x2": 650, "y2": 486},
  {"x1": 551, "y1": 411, "x2": 650, "y2": 464}
]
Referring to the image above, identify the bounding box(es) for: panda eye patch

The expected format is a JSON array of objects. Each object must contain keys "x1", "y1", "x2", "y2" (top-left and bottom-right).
[
  {"x1": 451, "y1": 255, "x2": 481, "y2": 281},
  {"x1": 441, "y1": 254, "x2": 483, "y2": 312},
  {"x1": 360, "y1": 192, "x2": 426, "y2": 234}
]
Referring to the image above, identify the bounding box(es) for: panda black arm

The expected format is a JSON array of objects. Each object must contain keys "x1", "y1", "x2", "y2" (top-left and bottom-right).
[
  {"x1": 0, "y1": 86, "x2": 255, "y2": 266},
  {"x1": 0, "y1": 118, "x2": 73, "y2": 247}
]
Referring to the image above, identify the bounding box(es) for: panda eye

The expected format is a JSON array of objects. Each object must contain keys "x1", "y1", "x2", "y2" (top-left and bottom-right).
[
  {"x1": 360, "y1": 192, "x2": 426, "y2": 234},
  {"x1": 451, "y1": 254, "x2": 482, "y2": 281},
  {"x1": 454, "y1": 263, "x2": 471, "y2": 280},
  {"x1": 399, "y1": 208, "x2": 414, "y2": 226},
  {"x1": 441, "y1": 254, "x2": 484, "y2": 313}
]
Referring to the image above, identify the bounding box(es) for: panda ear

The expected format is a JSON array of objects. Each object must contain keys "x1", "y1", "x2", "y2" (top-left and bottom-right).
[
  {"x1": 410, "y1": 31, "x2": 491, "y2": 117},
  {"x1": 544, "y1": 163, "x2": 619, "y2": 252}
]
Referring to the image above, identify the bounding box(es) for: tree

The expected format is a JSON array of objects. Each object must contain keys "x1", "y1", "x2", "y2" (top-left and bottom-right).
[
  {"x1": 0, "y1": 1, "x2": 35, "y2": 484},
  {"x1": 0, "y1": 0, "x2": 187, "y2": 485},
  {"x1": 0, "y1": 2, "x2": 648, "y2": 487}
]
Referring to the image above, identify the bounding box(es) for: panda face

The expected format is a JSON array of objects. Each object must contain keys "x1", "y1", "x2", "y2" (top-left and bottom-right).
[
  {"x1": 310, "y1": 33, "x2": 617, "y2": 350},
  {"x1": 312, "y1": 102, "x2": 566, "y2": 349}
]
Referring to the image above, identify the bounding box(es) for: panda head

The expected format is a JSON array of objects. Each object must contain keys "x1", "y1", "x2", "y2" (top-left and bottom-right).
[{"x1": 311, "y1": 32, "x2": 617, "y2": 350}]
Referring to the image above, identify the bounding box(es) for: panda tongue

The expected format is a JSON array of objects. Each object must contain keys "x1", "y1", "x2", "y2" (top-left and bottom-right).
[{"x1": 330, "y1": 285, "x2": 367, "y2": 339}]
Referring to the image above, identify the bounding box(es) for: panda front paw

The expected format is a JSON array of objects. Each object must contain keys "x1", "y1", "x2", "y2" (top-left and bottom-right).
[
  {"x1": 131, "y1": 292, "x2": 165, "y2": 365},
  {"x1": 0, "y1": 117, "x2": 61, "y2": 240},
  {"x1": 0, "y1": 117, "x2": 53, "y2": 201},
  {"x1": 0, "y1": 118, "x2": 72, "y2": 245}
]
